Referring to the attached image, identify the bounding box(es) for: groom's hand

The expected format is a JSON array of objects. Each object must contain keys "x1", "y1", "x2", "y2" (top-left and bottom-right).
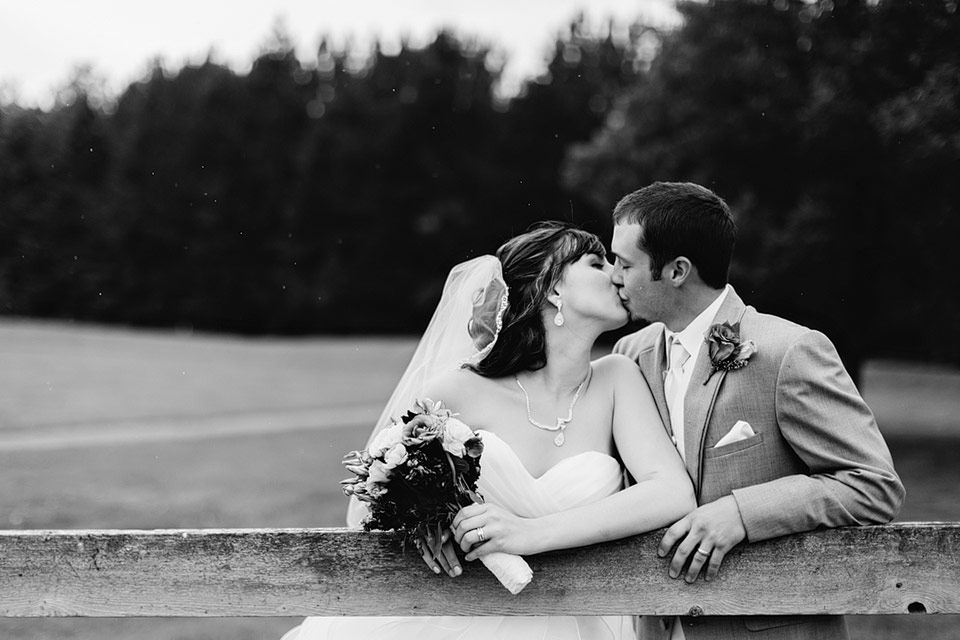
[{"x1": 658, "y1": 495, "x2": 746, "y2": 582}]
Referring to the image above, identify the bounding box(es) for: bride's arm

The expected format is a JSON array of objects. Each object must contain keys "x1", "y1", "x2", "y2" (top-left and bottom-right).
[{"x1": 453, "y1": 355, "x2": 695, "y2": 558}]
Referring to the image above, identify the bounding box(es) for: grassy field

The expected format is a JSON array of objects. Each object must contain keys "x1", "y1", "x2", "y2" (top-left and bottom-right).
[{"x1": 1, "y1": 319, "x2": 958, "y2": 639}]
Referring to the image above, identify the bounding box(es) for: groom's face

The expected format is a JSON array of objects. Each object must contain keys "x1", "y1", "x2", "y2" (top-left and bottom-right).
[{"x1": 610, "y1": 222, "x2": 670, "y2": 324}]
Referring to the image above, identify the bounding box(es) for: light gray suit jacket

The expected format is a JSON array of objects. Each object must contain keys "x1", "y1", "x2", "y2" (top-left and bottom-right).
[{"x1": 615, "y1": 288, "x2": 904, "y2": 640}]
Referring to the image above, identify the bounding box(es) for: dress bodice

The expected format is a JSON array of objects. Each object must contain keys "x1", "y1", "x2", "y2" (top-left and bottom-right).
[{"x1": 476, "y1": 429, "x2": 624, "y2": 516}]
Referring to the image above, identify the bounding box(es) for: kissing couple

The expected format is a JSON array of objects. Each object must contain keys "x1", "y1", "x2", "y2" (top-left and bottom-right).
[{"x1": 284, "y1": 182, "x2": 904, "y2": 640}]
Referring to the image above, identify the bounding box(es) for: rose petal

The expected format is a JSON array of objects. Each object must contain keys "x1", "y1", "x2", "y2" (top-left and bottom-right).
[
  {"x1": 738, "y1": 340, "x2": 758, "y2": 359},
  {"x1": 714, "y1": 342, "x2": 736, "y2": 362}
]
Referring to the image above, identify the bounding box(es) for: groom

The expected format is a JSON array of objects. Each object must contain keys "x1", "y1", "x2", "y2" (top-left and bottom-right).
[{"x1": 610, "y1": 182, "x2": 904, "y2": 640}]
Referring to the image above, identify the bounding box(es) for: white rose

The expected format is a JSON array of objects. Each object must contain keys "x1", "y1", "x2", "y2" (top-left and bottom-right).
[
  {"x1": 367, "y1": 460, "x2": 391, "y2": 484},
  {"x1": 369, "y1": 423, "x2": 403, "y2": 457},
  {"x1": 383, "y1": 443, "x2": 409, "y2": 469},
  {"x1": 441, "y1": 418, "x2": 476, "y2": 457}
]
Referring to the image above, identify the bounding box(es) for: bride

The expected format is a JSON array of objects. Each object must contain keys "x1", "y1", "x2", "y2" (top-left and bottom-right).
[{"x1": 283, "y1": 221, "x2": 695, "y2": 640}]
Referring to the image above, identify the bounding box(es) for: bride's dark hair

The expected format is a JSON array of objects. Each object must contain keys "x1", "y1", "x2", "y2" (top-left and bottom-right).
[{"x1": 465, "y1": 221, "x2": 606, "y2": 378}]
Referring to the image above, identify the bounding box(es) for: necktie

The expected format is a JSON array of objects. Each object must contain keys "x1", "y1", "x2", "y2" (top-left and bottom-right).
[{"x1": 664, "y1": 336, "x2": 690, "y2": 454}]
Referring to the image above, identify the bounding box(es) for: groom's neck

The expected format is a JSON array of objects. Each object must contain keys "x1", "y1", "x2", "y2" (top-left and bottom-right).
[{"x1": 663, "y1": 285, "x2": 726, "y2": 333}]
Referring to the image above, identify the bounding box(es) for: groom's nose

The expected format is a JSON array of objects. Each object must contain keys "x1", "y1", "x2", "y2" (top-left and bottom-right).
[{"x1": 610, "y1": 263, "x2": 623, "y2": 285}]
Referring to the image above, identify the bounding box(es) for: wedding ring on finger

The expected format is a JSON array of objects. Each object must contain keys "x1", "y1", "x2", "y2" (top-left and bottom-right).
[
  {"x1": 695, "y1": 547, "x2": 711, "y2": 557},
  {"x1": 475, "y1": 527, "x2": 485, "y2": 543}
]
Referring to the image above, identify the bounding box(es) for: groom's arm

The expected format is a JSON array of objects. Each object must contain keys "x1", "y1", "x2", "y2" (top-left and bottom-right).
[{"x1": 730, "y1": 329, "x2": 905, "y2": 542}]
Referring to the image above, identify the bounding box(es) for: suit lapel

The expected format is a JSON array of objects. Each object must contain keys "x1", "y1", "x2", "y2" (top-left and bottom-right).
[
  {"x1": 683, "y1": 289, "x2": 747, "y2": 491},
  {"x1": 637, "y1": 327, "x2": 670, "y2": 437}
]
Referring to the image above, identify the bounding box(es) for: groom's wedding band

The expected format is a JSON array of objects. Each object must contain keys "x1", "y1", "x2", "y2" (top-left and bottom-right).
[
  {"x1": 696, "y1": 547, "x2": 711, "y2": 556},
  {"x1": 475, "y1": 527, "x2": 485, "y2": 543}
]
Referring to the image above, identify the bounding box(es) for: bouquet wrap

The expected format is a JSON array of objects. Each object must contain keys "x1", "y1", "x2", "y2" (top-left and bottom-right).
[{"x1": 480, "y1": 551, "x2": 533, "y2": 595}]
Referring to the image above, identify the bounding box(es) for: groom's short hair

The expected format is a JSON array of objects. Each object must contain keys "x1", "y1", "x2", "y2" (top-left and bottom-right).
[{"x1": 613, "y1": 182, "x2": 736, "y2": 289}]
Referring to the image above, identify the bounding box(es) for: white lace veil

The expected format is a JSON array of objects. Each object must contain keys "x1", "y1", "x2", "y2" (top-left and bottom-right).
[{"x1": 346, "y1": 255, "x2": 509, "y2": 526}]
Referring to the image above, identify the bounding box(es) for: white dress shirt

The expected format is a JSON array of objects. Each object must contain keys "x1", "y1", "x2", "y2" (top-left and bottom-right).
[{"x1": 663, "y1": 285, "x2": 731, "y2": 462}]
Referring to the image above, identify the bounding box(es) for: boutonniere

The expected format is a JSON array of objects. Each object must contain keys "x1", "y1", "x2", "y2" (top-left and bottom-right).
[{"x1": 703, "y1": 321, "x2": 758, "y2": 385}]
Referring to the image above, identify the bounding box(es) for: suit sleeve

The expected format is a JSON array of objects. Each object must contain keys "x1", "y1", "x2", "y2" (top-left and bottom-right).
[{"x1": 730, "y1": 330, "x2": 905, "y2": 542}]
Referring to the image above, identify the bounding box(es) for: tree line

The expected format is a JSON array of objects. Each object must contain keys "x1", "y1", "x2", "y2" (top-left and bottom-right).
[{"x1": 1, "y1": 0, "x2": 957, "y2": 367}]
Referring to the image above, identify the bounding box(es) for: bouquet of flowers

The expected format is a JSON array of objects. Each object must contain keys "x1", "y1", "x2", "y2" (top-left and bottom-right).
[{"x1": 341, "y1": 399, "x2": 533, "y2": 594}]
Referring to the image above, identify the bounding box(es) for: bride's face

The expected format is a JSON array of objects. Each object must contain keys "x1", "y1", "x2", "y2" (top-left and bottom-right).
[{"x1": 554, "y1": 253, "x2": 628, "y2": 330}]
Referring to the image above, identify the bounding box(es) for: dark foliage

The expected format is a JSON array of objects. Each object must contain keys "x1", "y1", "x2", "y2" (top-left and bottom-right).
[
  {"x1": 2, "y1": 4, "x2": 958, "y2": 367},
  {"x1": 1, "y1": 19, "x2": 637, "y2": 334},
  {"x1": 566, "y1": 0, "x2": 960, "y2": 367}
]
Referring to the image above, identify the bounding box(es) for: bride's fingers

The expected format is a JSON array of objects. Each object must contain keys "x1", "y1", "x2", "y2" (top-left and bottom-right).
[
  {"x1": 453, "y1": 514, "x2": 485, "y2": 544},
  {"x1": 438, "y1": 539, "x2": 462, "y2": 577},
  {"x1": 458, "y1": 525, "x2": 490, "y2": 553},
  {"x1": 417, "y1": 537, "x2": 442, "y2": 575},
  {"x1": 464, "y1": 539, "x2": 493, "y2": 562},
  {"x1": 452, "y1": 505, "x2": 485, "y2": 533},
  {"x1": 425, "y1": 531, "x2": 456, "y2": 576}
]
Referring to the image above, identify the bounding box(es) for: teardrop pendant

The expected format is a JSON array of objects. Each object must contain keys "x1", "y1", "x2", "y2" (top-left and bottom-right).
[{"x1": 554, "y1": 431, "x2": 565, "y2": 447}]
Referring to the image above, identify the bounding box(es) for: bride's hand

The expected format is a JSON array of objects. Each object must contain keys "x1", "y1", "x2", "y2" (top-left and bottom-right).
[
  {"x1": 417, "y1": 528, "x2": 462, "y2": 578},
  {"x1": 452, "y1": 504, "x2": 534, "y2": 560}
]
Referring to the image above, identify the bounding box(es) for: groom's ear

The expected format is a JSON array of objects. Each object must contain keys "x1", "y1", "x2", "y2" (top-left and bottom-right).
[{"x1": 667, "y1": 257, "x2": 693, "y2": 287}]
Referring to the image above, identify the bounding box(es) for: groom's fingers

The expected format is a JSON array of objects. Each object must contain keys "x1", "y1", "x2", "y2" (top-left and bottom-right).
[
  {"x1": 684, "y1": 546, "x2": 711, "y2": 583},
  {"x1": 669, "y1": 538, "x2": 701, "y2": 579},
  {"x1": 669, "y1": 543, "x2": 694, "y2": 578},
  {"x1": 658, "y1": 518, "x2": 691, "y2": 558},
  {"x1": 704, "y1": 548, "x2": 726, "y2": 582}
]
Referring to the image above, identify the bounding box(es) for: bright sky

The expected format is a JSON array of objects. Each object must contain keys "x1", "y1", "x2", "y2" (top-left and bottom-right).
[{"x1": 0, "y1": 0, "x2": 680, "y2": 109}]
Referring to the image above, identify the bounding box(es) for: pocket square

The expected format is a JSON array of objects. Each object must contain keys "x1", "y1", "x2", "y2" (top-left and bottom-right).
[{"x1": 714, "y1": 420, "x2": 756, "y2": 448}]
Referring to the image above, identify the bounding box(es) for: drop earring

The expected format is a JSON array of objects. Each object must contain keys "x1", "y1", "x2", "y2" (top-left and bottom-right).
[{"x1": 554, "y1": 298, "x2": 565, "y2": 327}]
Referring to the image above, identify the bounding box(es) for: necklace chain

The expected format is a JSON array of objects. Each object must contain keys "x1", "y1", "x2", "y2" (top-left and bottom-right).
[{"x1": 514, "y1": 370, "x2": 590, "y2": 447}]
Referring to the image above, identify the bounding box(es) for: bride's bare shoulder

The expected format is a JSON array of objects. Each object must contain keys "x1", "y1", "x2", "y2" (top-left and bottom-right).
[
  {"x1": 591, "y1": 354, "x2": 645, "y2": 394},
  {"x1": 592, "y1": 353, "x2": 642, "y2": 377},
  {"x1": 421, "y1": 367, "x2": 495, "y2": 406}
]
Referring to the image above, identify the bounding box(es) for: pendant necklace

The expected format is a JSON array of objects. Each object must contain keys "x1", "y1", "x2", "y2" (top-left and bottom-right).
[{"x1": 515, "y1": 369, "x2": 590, "y2": 447}]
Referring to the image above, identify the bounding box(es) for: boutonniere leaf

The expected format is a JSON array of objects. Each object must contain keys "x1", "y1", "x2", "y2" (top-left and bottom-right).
[{"x1": 703, "y1": 321, "x2": 758, "y2": 385}]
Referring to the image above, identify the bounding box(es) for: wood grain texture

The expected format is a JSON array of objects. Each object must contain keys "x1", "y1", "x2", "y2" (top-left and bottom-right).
[{"x1": 0, "y1": 523, "x2": 957, "y2": 617}]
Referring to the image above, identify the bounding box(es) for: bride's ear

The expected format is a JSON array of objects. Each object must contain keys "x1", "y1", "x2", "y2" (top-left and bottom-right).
[{"x1": 546, "y1": 289, "x2": 562, "y2": 309}]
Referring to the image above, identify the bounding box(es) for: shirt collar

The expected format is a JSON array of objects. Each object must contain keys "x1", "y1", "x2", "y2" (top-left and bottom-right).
[{"x1": 664, "y1": 284, "x2": 731, "y2": 362}]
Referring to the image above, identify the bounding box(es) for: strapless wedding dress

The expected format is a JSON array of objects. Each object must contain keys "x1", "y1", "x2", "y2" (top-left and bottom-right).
[{"x1": 282, "y1": 429, "x2": 635, "y2": 640}]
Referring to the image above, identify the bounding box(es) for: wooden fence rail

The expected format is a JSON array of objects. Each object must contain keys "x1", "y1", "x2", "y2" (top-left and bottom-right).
[{"x1": 1, "y1": 523, "x2": 958, "y2": 618}]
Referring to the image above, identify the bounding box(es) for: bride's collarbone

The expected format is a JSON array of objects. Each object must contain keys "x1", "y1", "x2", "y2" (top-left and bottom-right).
[{"x1": 451, "y1": 375, "x2": 614, "y2": 466}]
